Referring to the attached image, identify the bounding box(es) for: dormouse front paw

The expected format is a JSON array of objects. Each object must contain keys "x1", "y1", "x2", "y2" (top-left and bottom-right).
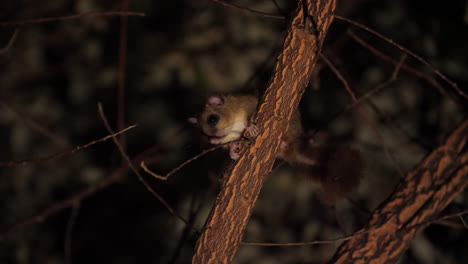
[{"x1": 245, "y1": 123, "x2": 259, "y2": 138}]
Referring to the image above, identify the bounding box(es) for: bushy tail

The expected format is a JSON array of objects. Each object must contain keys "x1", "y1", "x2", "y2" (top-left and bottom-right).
[{"x1": 291, "y1": 143, "x2": 365, "y2": 204}]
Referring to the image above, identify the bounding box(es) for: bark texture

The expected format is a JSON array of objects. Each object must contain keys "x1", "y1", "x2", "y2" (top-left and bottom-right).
[
  {"x1": 330, "y1": 119, "x2": 468, "y2": 264},
  {"x1": 192, "y1": 0, "x2": 337, "y2": 263}
]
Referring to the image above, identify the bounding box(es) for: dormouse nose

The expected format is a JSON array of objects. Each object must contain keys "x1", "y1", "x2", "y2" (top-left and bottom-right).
[{"x1": 207, "y1": 114, "x2": 219, "y2": 127}]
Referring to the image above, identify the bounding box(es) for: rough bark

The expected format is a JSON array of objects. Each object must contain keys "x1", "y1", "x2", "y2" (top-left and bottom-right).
[
  {"x1": 192, "y1": 0, "x2": 337, "y2": 263},
  {"x1": 329, "y1": 119, "x2": 468, "y2": 264}
]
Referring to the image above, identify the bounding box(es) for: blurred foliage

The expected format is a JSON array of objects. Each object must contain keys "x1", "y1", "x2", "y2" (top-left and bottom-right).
[{"x1": 0, "y1": 0, "x2": 467, "y2": 263}]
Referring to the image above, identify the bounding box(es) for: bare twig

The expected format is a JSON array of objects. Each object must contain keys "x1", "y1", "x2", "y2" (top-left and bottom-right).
[
  {"x1": 242, "y1": 227, "x2": 374, "y2": 247},
  {"x1": 367, "y1": 100, "x2": 432, "y2": 151},
  {"x1": 0, "y1": 99, "x2": 69, "y2": 148},
  {"x1": 320, "y1": 53, "x2": 405, "y2": 176},
  {"x1": 432, "y1": 220, "x2": 466, "y2": 230},
  {"x1": 211, "y1": 0, "x2": 285, "y2": 20},
  {"x1": 141, "y1": 139, "x2": 247, "y2": 180},
  {"x1": 347, "y1": 30, "x2": 463, "y2": 109},
  {"x1": 1, "y1": 168, "x2": 124, "y2": 240},
  {"x1": 0, "y1": 29, "x2": 18, "y2": 54},
  {"x1": 312, "y1": 54, "x2": 404, "y2": 137},
  {"x1": 0, "y1": 11, "x2": 145, "y2": 27},
  {"x1": 244, "y1": 208, "x2": 468, "y2": 247},
  {"x1": 0, "y1": 125, "x2": 136, "y2": 167},
  {"x1": 404, "y1": 208, "x2": 468, "y2": 232},
  {"x1": 341, "y1": 53, "x2": 405, "y2": 114},
  {"x1": 391, "y1": 54, "x2": 407, "y2": 79},
  {"x1": 97, "y1": 103, "x2": 190, "y2": 226},
  {"x1": 459, "y1": 216, "x2": 468, "y2": 231},
  {"x1": 0, "y1": 128, "x2": 185, "y2": 240},
  {"x1": 357, "y1": 53, "x2": 433, "y2": 150},
  {"x1": 335, "y1": 15, "x2": 468, "y2": 100},
  {"x1": 168, "y1": 194, "x2": 202, "y2": 264},
  {"x1": 433, "y1": 209, "x2": 468, "y2": 224}
]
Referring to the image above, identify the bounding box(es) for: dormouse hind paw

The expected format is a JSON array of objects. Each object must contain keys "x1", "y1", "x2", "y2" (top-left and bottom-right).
[{"x1": 229, "y1": 142, "x2": 242, "y2": 160}]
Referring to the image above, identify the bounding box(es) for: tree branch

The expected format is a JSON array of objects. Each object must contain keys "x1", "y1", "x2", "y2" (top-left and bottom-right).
[
  {"x1": 329, "y1": 119, "x2": 468, "y2": 263},
  {"x1": 192, "y1": 0, "x2": 337, "y2": 262}
]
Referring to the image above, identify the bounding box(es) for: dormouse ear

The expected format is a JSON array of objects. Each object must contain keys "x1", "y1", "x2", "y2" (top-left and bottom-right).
[
  {"x1": 207, "y1": 95, "x2": 224, "y2": 106},
  {"x1": 188, "y1": 117, "x2": 198, "y2": 125}
]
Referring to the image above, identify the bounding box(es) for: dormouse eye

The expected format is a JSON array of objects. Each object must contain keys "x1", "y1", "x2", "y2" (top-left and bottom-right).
[{"x1": 207, "y1": 114, "x2": 219, "y2": 127}]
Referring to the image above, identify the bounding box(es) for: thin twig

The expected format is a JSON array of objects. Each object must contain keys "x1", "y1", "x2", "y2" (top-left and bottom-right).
[
  {"x1": 311, "y1": 53, "x2": 405, "y2": 137},
  {"x1": 0, "y1": 29, "x2": 18, "y2": 54},
  {"x1": 242, "y1": 227, "x2": 373, "y2": 247},
  {"x1": 141, "y1": 139, "x2": 246, "y2": 181},
  {"x1": 1, "y1": 168, "x2": 124, "y2": 240},
  {"x1": 360, "y1": 53, "x2": 434, "y2": 150},
  {"x1": 211, "y1": 0, "x2": 285, "y2": 20},
  {"x1": 405, "y1": 209, "x2": 468, "y2": 231},
  {"x1": 432, "y1": 220, "x2": 466, "y2": 230},
  {"x1": 0, "y1": 125, "x2": 137, "y2": 167},
  {"x1": 347, "y1": 30, "x2": 463, "y2": 109},
  {"x1": 0, "y1": 128, "x2": 185, "y2": 240},
  {"x1": 367, "y1": 100, "x2": 432, "y2": 151},
  {"x1": 459, "y1": 216, "x2": 468, "y2": 231},
  {"x1": 436, "y1": 209, "x2": 468, "y2": 222},
  {"x1": 335, "y1": 15, "x2": 468, "y2": 100},
  {"x1": 0, "y1": 11, "x2": 145, "y2": 27},
  {"x1": 0, "y1": 99, "x2": 70, "y2": 148},
  {"x1": 65, "y1": 202, "x2": 80, "y2": 264},
  {"x1": 243, "y1": 208, "x2": 468, "y2": 247},
  {"x1": 168, "y1": 194, "x2": 202, "y2": 264},
  {"x1": 344, "y1": 53, "x2": 405, "y2": 112},
  {"x1": 97, "y1": 103, "x2": 190, "y2": 226},
  {"x1": 320, "y1": 53, "x2": 405, "y2": 176}
]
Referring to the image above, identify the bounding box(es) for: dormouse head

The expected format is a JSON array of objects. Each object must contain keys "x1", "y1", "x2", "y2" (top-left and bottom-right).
[{"x1": 189, "y1": 95, "x2": 236, "y2": 139}]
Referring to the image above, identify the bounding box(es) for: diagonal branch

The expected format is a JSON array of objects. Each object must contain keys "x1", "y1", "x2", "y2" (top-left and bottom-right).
[
  {"x1": 329, "y1": 119, "x2": 468, "y2": 263},
  {"x1": 192, "y1": 0, "x2": 337, "y2": 263}
]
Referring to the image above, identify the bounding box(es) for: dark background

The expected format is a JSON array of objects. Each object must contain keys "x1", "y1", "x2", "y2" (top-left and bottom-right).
[{"x1": 0, "y1": 0, "x2": 466, "y2": 263}]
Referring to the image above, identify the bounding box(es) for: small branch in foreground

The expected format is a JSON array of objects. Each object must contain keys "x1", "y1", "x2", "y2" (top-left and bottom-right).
[
  {"x1": 141, "y1": 139, "x2": 247, "y2": 180},
  {"x1": 242, "y1": 231, "x2": 362, "y2": 247},
  {"x1": 0, "y1": 29, "x2": 18, "y2": 54},
  {"x1": 459, "y1": 216, "x2": 468, "y2": 231},
  {"x1": 0, "y1": 125, "x2": 137, "y2": 167},
  {"x1": 242, "y1": 208, "x2": 468, "y2": 247},
  {"x1": 97, "y1": 103, "x2": 190, "y2": 226},
  {"x1": 0, "y1": 11, "x2": 145, "y2": 27},
  {"x1": 347, "y1": 30, "x2": 463, "y2": 109},
  {"x1": 320, "y1": 53, "x2": 405, "y2": 176},
  {"x1": 312, "y1": 54, "x2": 404, "y2": 137},
  {"x1": 0, "y1": 128, "x2": 184, "y2": 240},
  {"x1": 0, "y1": 99, "x2": 69, "y2": 147},
  {"x1": 425, "y1": 209, "x2": 468, "y2": 228},
  {"x1": 335, "y1": 15, "x2": 468, "y2": 100},
  {"x1": 0, "y1": 168, "x2": 124, "y2": 240}
]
